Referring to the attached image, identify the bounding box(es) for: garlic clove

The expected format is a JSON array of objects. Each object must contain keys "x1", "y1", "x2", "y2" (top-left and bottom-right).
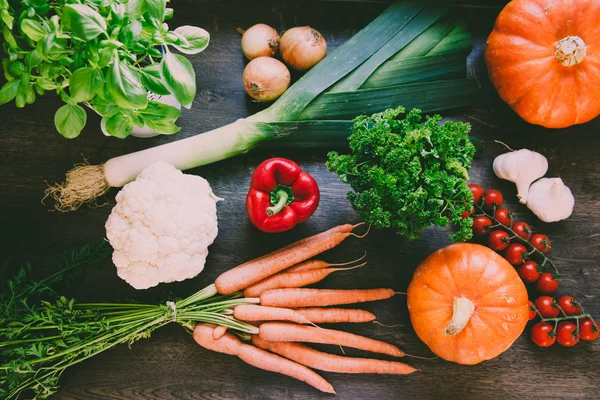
[
  {"x1": 493, "y1": 149, "x2": 548, "y2": 204},
  {"x1": 526, "y1": 177, "x2": 575, "y2": 222}
]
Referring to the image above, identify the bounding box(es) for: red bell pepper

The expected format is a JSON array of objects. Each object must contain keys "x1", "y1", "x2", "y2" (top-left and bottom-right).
[{"x1": 246, "y1": 158, "x2": 320, "y2": 233}]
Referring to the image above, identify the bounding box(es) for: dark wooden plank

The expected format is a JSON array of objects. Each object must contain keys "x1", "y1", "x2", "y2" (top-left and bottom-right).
[{"x1": 1, "y1": 1, "x2": 599, "y2": 399}]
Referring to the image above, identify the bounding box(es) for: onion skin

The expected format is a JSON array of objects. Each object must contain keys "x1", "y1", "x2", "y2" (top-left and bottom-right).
[
  {"x1": 280, "y1": 26, "x2": 327, "y2": 71},
  {"x1": 241, "y1": 24, "x2": 280, "y2": 60},
  {"x1": 243, "y1": 57, "x2": 291, "y2": 102}
]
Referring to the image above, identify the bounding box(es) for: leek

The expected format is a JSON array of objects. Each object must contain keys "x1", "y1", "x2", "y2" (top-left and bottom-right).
[{"x1": 46, "y1": 0, "x2": 479, "y2": 211}]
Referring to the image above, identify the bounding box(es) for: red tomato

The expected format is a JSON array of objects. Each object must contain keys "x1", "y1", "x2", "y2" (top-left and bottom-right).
[
  {"x1": 460, "y1": 207, "x2": 475, "y2": 219},
  {"x1": 468, "y1": 184, "x2": 484, "y2": 204},
  {"x1": 579, "y1": 318, "x2": 600, "y2": 341},
  {"x1": 504, "y1": 243, "x2": 528, "y2": 265},
  {"x1": 530, "y1": 234, "x2": 551, "y2": 254},
  {"x1": 483, "y1": 189, "x2": 503, "y2": 210},
  {"x1": 494, "y1": 207, "x2": 513, "y2": 226},
  {"x1": 487, "y1": 230, "x2": 511, "y2": 251},
  {"x1": 518, "y1": 260, "x2": 540, "y2": 283},
  {"x1": 528, "y1": 300, "x2": 537, "y2": 321},
  {"x1": 534, "y1": 296, "x2": 560, "y2": 318},
  {"x1": 531, "y1": 322, "x2": 556, "y2": 347},
  {"x1": 472, "y1": 215, "x2": 492, "y2": 236},
  {"x1": 557, "y1": 296, "x2": 582, "y2": 316},
  {"x1": 556, "y1": 321, "x2": 579, "y2": 347},
  {"x1": 513, "y1": 221, "x2": 532, "y2": 240},
  {"x1": 536, "y1": 273, "x2": 559, "y2": 295}
]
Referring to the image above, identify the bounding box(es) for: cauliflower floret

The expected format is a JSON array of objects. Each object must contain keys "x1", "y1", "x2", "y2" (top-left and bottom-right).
[{"x1": 105, "y1": 162, "x2": 221, "y2": 289}]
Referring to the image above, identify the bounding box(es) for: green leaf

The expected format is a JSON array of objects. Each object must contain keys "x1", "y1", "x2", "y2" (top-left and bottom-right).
[
  {"x1": 142, "y1": 118, "x2": 180, "y2": 134},
  {"x1": 3, "y1": 25, "x2": 18, "y2": 49},
  {"x1": 138, "y1": 100, "x2": 181, "y2": 120},
  {"x1": 145, "y1": 0, "x2": 166, "y2": 22},
  {"x1": 1, "y1": 9, "x2": 14, "y2": 29},
  {"x1": 101, "y1": 112, "x2": 133, "y2": 138},
  {"x1": 21, "y1": 19, "x2": 47, "y2": 41},
  {"x1": 91, "y1": 95, "x2": 119, "y2": 118},
  {"x1": 0, "y1": 79, "x2": 19, "y2": 105},
  {"x1": 2, "y1": 59, "x2": 14, "y2": 80},
  {"x1": 172, "y1": 26, "x2": 210, "y2": 55},
  {"x1": 164, "y1": 8, "x2": 173, "y2": 20},
  {"x1": 140, "y1": 64, "x2": 170, "y2": 95},
  {"x1": 26, "y1": 48, "x2": 44, "y2": 68},
  {"x1": 119, "y1": 20, "x2": 142, "y2": 47},
  {"x1": 160, "y1": 52, "x2": 195, "y2": 109},
  {"x1": 54, "y1": 104, "x2": 87, "y2": 138},
  {"x1": 36, "y1": 77, "x2": 57, "y2": 90},
  {"x1": 69, "y1": 67, "x2": 100, "y2": 102},
  {"x1": 126, "y1": 0, "x2": 145, "y2": 19},
  {"x1": 106, "y1": 58, "x2": 148, "y2": 109},
  {"x1": 62, "y1": 4, "x2": 107, "y2": 40}
]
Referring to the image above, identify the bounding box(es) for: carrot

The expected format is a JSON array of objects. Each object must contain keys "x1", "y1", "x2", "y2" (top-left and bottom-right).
[
  {"x1": 243, "y1": 262, "x2": 366, "y2": 297},
  {"x1": 260, "y1": 288, "x2": 395, "y2": 308},
  {"x1": 294, "y1": 308, "x2": 376, "y2": 323},
  {"x1": 258, "y1": 322, "x2": 404, "y2": 357},
  {"x1": 233, "y1": 305, "x2": 312, "y2": 325},
  {"x1": 252, "y1": 336, "x2": 416, "y2": 375},
  {"x1": 212, "y1": 325, "x2": 228, "y2": 339},
  {"x1": 285, "y1": 252, "x2": 366, "y2": 273},
  {"x1": 215, "y1": 224, "x2": 365, "y2": 295},
  {"x1": 193, "y1": 323, "x2": 335, "y2": 393}
]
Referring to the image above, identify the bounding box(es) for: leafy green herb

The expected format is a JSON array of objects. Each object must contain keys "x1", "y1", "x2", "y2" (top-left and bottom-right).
[
  {"x1": 0, "y1": 0, "x2": 210, "y2": 138},
  {"x1": 327, "y1": 106, "x2": 475, "y2": 242}
]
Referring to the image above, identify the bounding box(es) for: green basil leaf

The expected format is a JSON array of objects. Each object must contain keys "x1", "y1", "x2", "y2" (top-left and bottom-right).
[
  {"x1": 54, "y1": 104, "x2": 87, "y2": 138},
  {"x1": 106, "y1": 58, "x2": 148, "y2": 109},
  {"x1": 36, "y1": 77, "x2": 57, "y2": 90},
  {"x1": 62, "y1": 4, "x2": 107, "y2": 40},
  {"x1": 69, "y1": 67, "x2": 100, "y2": 102},
  {"x1": 119, "y1": 20, "x2": 142, "y2": 47},
  {"x1": 164, "y1": 31, "x2": 187, "y2": 46},
  {"x1": 0, "y1": 79, "x2": 19, "y2": 105},
  {"x1": 164, "y1": 8, "x2": 173, "y2": 20},
  {"x1": 172, "y1": 26, "x2": 209, "y2": 55},
  {"x1": 138, "y1": 100, "x2": 180, "y2": 120},
  {"x1": 25, "y1": 84, "x2": 35, "y2": 104},
  {"x1": 34, "y1": 84, "x2": 45, "y2": 96},
  {"x1": 144, "y1": 0, "x2": 166, "y2": 22},
  {"x1": 2, "y1": 59, "x2": 14, "y2": 80},
  {"x1": 91, "y1": 96, "x2": 119, "y2": 118},
  {"x1": 110, "y1": 2, "x2": 125, "y2": 21},
  {"x1": 21, "y1": 19, "x2": 46, "y2": 41},
  {"x1": 8, "y1": 61, "x2": 25, "y2": 77},
  {"x1": 98, "y1": 47, "x2": 113, "y2": 67},
  {"x1": 26, "y1": 48, "x2": 44, "y2": 68},
  {"x1": 101, "y1": 113, "x2": 133, "y2": 138},
  {"x1": 140, "y1": 64, "x2": 170, "y2": 95},
  {"x1": 142, "y1": 118, "x2": 180, "y2": 134},
  {"x1": 1, "y1": 9, "x2": 14, "y2": 29},
  {"x1": 3, "y1": 25, "x2": 19, "y2": 49},
  {"x1": 126, "y1": 0, "x2": 145, "y2": 19},
  {"x1": 160, "y1": 52, "x2": 195, "y2": 109}
]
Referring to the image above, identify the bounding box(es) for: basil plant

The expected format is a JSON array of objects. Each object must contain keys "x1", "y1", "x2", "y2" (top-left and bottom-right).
[{"x1": 0, "y1": 0, "x2": 209, "y2": 138}]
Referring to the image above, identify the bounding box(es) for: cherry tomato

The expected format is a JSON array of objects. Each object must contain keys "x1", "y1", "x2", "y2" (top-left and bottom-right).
[
  {"x1": 460, "y1": 207, "x2": 475, "y2": 219},
  {"x1": 534, "y1": 296, "x2": 560, "y2": 318},
  {"x1": 531, "y1": 322, "x2": 556, "y2": 347},
  {"x1": 487, "y1": 230, "x2": 511, "y2": 251},
  {"x1": 530, "y1": 234, "x2": 551, "y2": 254},
  {"x1": 579, "y1": 318, "x2": 600, "y2": 341},
  {"x1": 472, "y1": 215, "x2": 492, "y2": 236},
  {"x1": 504, "y1": 243, "x2": 528, "y2": 265},
  {"x1": 494, "y1": 207, "x2": 513, "y2": 226},
  {"x1": 518, "y1": 260, "x2": 540, "y2": 283},
  {"x1": 512, "y1": 221, "x2": 532, "y2": 240},
  {"x1": 557, "y1": 296, "x2": 582, "y2": 316},
  {"x1": 483, "y1": 189, "x2": 503, "y2": 211},
  {"x1": 536, "y1": 273, "x2": 559, "y2": 295},
  {"x1": 468, "y1": 183, "x2": 484, "y2": 204},
  {"x1": 528, "y1": 300, "x2": 537, "y2": 321},
  {"x1": 556, "y1": 321, "x2": 579, "y2": 347}
]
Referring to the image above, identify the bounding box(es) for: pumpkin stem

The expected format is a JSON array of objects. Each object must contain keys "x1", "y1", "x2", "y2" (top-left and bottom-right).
[
  {"x1": 445, "y1": 297, "x2": 475, "y2": 336},
  {"x1": 556, "y1": 36, "x2": 586, "y2": 66}
]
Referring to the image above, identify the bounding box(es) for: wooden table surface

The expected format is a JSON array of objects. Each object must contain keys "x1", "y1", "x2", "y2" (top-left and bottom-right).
[{"x1": 1, "y1": 1, "x2": 599, "y2": 399}]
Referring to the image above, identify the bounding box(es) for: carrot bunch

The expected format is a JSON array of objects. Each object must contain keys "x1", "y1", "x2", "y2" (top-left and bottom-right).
[{"x1": 193, "y1": 223, "x2": 416, "y2": 393}]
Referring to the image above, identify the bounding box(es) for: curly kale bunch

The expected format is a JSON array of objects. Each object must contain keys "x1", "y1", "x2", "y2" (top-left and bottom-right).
[{"x1": 327, "y1": 106, "x2": 475, "y2": 242}]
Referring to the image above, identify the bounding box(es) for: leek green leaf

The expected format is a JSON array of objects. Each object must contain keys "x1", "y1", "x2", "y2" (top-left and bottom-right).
[
  {"x1": 54, "y1": 104, "x2": 87, "y2": 138},
  {"x1": 160, "y1": 52, "x2": 195, "y2": 109}
]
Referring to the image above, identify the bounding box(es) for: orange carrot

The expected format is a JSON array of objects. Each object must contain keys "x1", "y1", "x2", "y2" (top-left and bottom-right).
[
  {"x1": 260, "y1": 288, "x2": 395, "y2": 308},
  {"x1": 215, "y1": 224, "x2": 365, "y2": 295},
  {"x1": 243, "y1": 262, "x2": 366, "y2": 297},
  {"x1": 193, "y1": 324, "x2": 335, "y2": 393},
  {"x1": 258, "y1": 322, "x2": 404, "y2": 357},
  {"x1": 233, "y1": 305, "x2": 312, "y2": 325},
  {"x1": 212, "y1": 325, "x2": 228, "y2": 339},
  {"x1": 252, "y1": 336, "x2": 416, "y2": 375},
  {"x1": 294, "y1": 308, "x2": 376, "y2": 323}
]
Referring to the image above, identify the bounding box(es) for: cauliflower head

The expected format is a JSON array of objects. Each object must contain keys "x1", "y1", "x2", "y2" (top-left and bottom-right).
[{"x1": 105, "y1": 162, "x2": 221, "y2": 289}]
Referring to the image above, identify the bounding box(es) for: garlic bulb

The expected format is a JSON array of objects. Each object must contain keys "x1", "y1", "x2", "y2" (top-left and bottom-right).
[
  {"x1": 493, "y1": 149, "x2": 548, "y2": 204},
  {"x1": 526, "y1": 178, "x2": 574, "y2": 222}
]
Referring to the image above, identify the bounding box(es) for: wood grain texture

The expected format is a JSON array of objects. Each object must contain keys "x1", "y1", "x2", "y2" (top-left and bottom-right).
[{"x1": 0, "y1": 1, "x2": 598, "y2": 399}]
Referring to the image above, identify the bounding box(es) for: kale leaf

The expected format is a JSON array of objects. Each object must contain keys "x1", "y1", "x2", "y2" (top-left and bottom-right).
[{"x1": 327, "y1": 106, "x2": 475, "y2": 242}]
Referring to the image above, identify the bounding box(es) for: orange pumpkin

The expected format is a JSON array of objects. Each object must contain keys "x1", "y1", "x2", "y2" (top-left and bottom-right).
[
  {"x1": 407, "y1": 243, "x2": 529, "y2": 365},
  {"x1": 485, "y1": 0, "x2": 600, "y2": 128}
]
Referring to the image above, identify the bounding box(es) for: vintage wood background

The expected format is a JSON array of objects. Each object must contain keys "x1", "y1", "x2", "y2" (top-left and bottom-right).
[{"x1": 1, "y1": 0, "x2": 598, "y2": 399}]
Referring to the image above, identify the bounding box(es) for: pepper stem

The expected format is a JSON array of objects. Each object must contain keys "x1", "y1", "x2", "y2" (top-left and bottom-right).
[{"x1": 266, "y1": 190, "x2": 289, "y2": 216}]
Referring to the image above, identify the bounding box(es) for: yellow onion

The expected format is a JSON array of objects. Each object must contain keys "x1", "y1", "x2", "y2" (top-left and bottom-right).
[
  {"x1": 243, "y1": 57, "x2": 290, "y2": 102},
  {"x1": 241, "y1": 24, "x2": 280, "y2": 60},
  {"x1": 280, "y1": 26, "x2": 327, "y2": 71}
]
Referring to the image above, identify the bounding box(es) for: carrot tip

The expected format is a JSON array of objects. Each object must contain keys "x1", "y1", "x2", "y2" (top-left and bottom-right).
[
  {"x1": 404, "y1": 353, "x2": 439, "y2": 360},
  {"x1": 394, "y1": 291, "x2": 407, "y2": 295},
  {"x1": 350, "y1": 224, "x2": 371, "y2": 239},
  {"x1": 328, "y1": 251, "x2": 367, "y2": 267},
  {"x1": 372, "y1": 321, "x2": 405, "y2": 328}
]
